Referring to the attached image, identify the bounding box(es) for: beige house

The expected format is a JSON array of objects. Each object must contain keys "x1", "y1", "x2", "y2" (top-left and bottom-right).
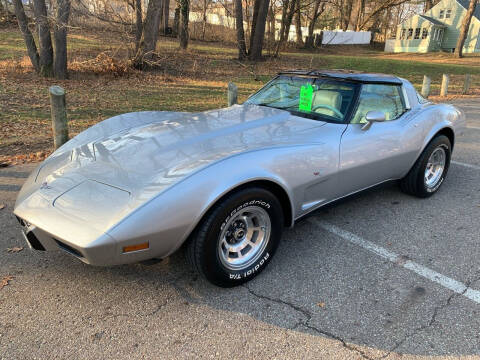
[{"x1": 385, "y1": 0, "x2": 480, "y2": 53}]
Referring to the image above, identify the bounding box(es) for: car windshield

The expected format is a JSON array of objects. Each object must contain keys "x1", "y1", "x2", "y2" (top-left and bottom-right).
[{"x1": 245, "y1": 75, "x2": 359, "y2": 123}]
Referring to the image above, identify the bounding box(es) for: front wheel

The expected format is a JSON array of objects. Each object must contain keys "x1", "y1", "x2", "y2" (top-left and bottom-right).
[
  {"x1": 187, "y1": 187, "x2": 283, "y2": 287},
  {"x1": 400, "y1": 135, "x2": 451, "y2": 198}
]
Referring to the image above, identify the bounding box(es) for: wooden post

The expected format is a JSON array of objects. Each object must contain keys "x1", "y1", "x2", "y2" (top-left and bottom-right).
[
  {"x1": 49, "y1": 85, "x2": 68, "y2": 149},
  {"x1": 228, "y1": 82, "x2": 238, "y2": 106},
  {"x1": 421, "y1": 75, "x2": 431, "y2": 98},
  {"x1": 462, "y1": 74, "x2": 471, "y2": 95},
  {"x1": 440, "y1": 74, "x2": 449, "y2": 97}
]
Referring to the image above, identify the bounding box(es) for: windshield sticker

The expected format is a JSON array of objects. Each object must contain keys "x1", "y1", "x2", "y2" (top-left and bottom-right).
[{"x1": 299, "y1": 84, "x2": 314, "y2": 111}]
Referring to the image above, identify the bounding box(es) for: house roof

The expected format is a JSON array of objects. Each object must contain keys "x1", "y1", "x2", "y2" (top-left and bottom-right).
[
  {"x1": 419, "y1": 15, "x2": 447, "y2": 27},
  {"x1": 456, "y1": 0, "x2": 480, "y2": 21},
  {"x1": 278, "y1": 69, "x2": 403, "y2": 85}
]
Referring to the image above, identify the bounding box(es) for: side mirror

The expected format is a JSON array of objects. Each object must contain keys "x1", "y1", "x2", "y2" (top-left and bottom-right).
[{"x1": 362, "y1": 111, "x2": 386, "y2": 131}]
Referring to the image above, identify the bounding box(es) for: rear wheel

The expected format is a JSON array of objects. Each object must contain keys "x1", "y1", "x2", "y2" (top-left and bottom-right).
[
  {"x1": 187, "y1": 187, "x2": 283, "y2": 287},
  {"x1": 400, "y1": 135, "x2": 451, "y2": 198}
]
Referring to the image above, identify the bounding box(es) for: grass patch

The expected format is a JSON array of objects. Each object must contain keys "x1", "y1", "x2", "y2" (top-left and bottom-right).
[{"x1": 1, "y1": 26, "x2": 479, "y2": 159}]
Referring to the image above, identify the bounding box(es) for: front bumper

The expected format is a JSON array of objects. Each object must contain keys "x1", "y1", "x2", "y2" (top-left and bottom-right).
[{"x1": 15, "y1": 215, "x2": 120, "y2": 265}]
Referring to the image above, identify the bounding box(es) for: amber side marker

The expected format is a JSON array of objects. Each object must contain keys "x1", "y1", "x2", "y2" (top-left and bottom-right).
[{"x1": 123, "y1": 242, "x2": 149, "y2": 253}]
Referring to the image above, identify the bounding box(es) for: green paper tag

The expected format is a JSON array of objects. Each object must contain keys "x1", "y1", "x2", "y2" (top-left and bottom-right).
[{"x1": 299, "y1": 84, "x2": 314, "y2": 111}]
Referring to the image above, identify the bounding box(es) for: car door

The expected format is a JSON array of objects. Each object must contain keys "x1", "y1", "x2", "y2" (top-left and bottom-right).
[{"x1": 337, "y1": 83, "x2": 422, "y2": 196}]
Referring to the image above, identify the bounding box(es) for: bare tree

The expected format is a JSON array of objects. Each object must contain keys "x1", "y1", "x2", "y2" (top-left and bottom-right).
[
  {"x1": 235, "y1": 0, "x2": 247, "y2": 59},
  {"x1": 249, "y1": 0, "x2": 270, "y2": 60},
  {"x1": 348, "y1": 0, "x2": 364, "y2": 30},
  {"x1": 179, "y1": 0, "x2": 189, "y2": 49},
  {"x1": 356, "y1": 0, "x2": 410, "y2": 31},
  {"x1": 274, "y1": 0, "x2": 297, "y2": 56},
  {"x1": 294, "y1": 0, "x2": 303, "y2": 46},
  {"x1": 33, "y1": 0, "x2": 54, "y2": 77},
  {"x1": 201, "y1": 0, "x2": 210, "y2": 39},
  {"x1": 53, "y1": 0, "x2": 71, "y2": 79},
  {"x1": 13, "y1": 0, "x2": 40, "y2": 72},
  {"x1": 135, "y1": 0, "x2": 143, "y2": 51},
  {"x1": 162, "y1": 0, "x2": 170, "y2": 34},
  {"x1": 133, "y1": 0, "x2": 163, "y2": 68},
  {"x1": 305, "y1": 0, "x2": 325, "y2": 47},
  {"x1": 455, "y1": 0, "x2": 477, "y2": 58}
]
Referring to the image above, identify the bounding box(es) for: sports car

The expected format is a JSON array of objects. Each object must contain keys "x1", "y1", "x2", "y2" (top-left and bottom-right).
[{"x1": 14, "y1": 70, "x2": 466, "y2": 287}]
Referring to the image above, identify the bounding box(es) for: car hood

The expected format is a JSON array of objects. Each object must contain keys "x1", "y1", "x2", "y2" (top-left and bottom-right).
[{"x1": 15, "y1": 105, "x2": 326, "y2": 232}]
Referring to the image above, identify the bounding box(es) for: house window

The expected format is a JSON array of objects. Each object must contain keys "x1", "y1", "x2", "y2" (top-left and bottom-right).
[
  {"x1": 414, "y1": 28, "x2": 421, "y2": 39},
  {"x1": 439, "y1": 9, "x2": 445, "y2": 18},
  {"x1": 400, "y1": 29, "x2": 406, "y2": 39},
  {"x1": 407, "y1": 28, "x2": 413, "y2": 39},
  {"x1": 446, "y1": 9, "x2": 452, "y2": 18},
  {"x1": 422, "y1": 28, "x2": 429, "y2": 39}
]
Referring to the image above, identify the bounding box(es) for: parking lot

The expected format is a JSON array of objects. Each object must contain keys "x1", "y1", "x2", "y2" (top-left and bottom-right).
[{"x1": 0, "y1": 98, "x2": 479, "y2": 359}]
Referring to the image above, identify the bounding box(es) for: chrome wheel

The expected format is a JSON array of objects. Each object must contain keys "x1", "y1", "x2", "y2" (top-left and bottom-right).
[
  {"x1": 424, "y1": 147, "x2": 446, "y2": 188},
  {"x1": 218, "y1": 206, "x2": 271, "y2": 271}
]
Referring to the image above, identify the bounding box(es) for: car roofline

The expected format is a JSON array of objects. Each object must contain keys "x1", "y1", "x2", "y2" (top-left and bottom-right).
[{"x1": 277, "y1": 69, "x2": 403, "y2": 85}]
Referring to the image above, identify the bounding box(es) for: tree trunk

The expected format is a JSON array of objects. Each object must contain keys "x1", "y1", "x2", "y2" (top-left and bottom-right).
[
  {"x1": 274, "y1": 0, "x2": 296, "y2": 56},
  {"x1": 294, "y1": 0, "x2": 303, "y2": 46},
  {"x1": 305, "y1": 0, "x2": 324, "y2": 48},
  {"x1": 162, "y1": 0, "x2": 170, "y2": 34},
  {"x1": 135, "y1": 0, "x2": 143, "y2": 51},
  {"x1": 179, "y1": 0, "x2": 189, "y2": 49},
  {"x1": 249, "y1": 0, "x2": 269, "y2": 60},
  {"x1": 267, "y1": 3, "x2": 275, "y2": 47},
  {"x1": 275, "y1": 0, "x2": 289, "y2": 48},
  {"x1": 13, "y1": 0, "x2": 40, "y2": 73},
  {"x1": 133, "y1": 0, "x2": 163, "y2": 68},
  {"x1": 424, "y1": 0, "x2": 434, "y2": 12},
  {"x1": 173, "y1": 6, "x2": 180, "y2": 36},
  {"x1": 348, "y1": 0, "x2": 362, "y2": 30},
  {"x1": 341, "y1": 0, "x2": 353, "y2": 30},
  {"x1": 33, "y1": 0, "x2": 54, "y2": 77},
  {"x1": 235, "y1": 0, "x2": 247, "y2": 59},
  {"x1": 249, "y1": 0, "x2": 262, "y2": 52},
  {"x1": 455, "y1": 0, "x2": 477, "y2": 58},
  {"x1": 53, "y1": 0, "x2": 71, "y2": 79},
  {"x1": 201, "y1": 0, "x2": 207, "y2": 40}
]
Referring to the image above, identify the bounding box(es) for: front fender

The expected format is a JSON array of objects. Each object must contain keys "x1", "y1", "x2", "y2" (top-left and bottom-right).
[{"x1": 106, "y1": 144, "x2": 322, "y2": 259}]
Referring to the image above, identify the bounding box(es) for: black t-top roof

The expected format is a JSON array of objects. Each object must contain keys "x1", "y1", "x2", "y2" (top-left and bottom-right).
[{"x1": 278, "y1": 69, "x2": 403, "y2": 85}]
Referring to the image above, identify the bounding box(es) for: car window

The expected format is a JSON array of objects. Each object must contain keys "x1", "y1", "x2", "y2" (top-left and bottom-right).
[
  {"x1": 244, "y1": 75, "x2": 358, "y2": 123},
  {"x1": 351, "y1": 84, "x2": 406, "y2": 124}
]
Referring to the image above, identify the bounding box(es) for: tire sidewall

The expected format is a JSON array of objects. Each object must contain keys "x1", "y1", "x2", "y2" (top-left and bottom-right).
[
  {"x1": 202, "y1": 189, "x2": 283, "y2": 286},
  {"x1": 418, "y1": 137, "x2": 451, "y2": 196}
]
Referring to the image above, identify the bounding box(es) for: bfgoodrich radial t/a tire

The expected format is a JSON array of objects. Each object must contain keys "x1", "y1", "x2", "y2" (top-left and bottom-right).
[
  {"x1": 187, "y1": 187, "x2": 283, "y2": 287},
  {"x1": 400, "y1": 135, "x2": 451, "y2": 198}
]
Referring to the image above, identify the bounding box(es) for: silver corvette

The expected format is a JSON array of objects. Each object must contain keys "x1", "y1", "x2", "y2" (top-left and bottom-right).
[{"x1": 14, "y1": 70, "x2": 466, "y2": 286}]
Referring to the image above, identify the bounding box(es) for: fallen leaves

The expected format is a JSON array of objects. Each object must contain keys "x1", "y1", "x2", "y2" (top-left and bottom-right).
[
  {"x1": 0, "y1": 275, "x2": 14, "y2": 290},
  {"x1": 0, "y1": 151, "x2": 50, "y2": 166},
  {"x1": 317, "y1": 302, "x2": 326, "y2": 308},
  {"x1": 6, "y1": 246, "x2": 23, "y2": 253}
]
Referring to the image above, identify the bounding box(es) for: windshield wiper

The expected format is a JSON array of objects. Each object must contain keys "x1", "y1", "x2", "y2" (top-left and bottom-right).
[{"x1": 255, "y1": 103, "x2": 292, "y2": 110}]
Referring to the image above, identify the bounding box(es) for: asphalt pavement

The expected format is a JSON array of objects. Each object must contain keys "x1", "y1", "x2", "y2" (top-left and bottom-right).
[{"x1": 1, "y1": 99, "x2": 479, "y2": 359}]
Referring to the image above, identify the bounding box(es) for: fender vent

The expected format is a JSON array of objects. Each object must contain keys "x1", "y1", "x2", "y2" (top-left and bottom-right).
[
  {"x1": 26, "y1": 231, "x2": 46, "y2": 251},
  {"x1": 54, "y1": 239, "x2": 83, "y2": 258}
]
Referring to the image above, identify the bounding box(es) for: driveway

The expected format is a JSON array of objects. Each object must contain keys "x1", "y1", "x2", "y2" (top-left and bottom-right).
[{"x1": 1, "y1": 99, "x2": 479, "y2": 359}]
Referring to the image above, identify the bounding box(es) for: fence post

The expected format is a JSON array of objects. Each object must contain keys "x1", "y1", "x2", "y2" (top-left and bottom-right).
[
  {"x1": 440, "y1": 74, "x2": 449, "y2": 97},
  {"x1": 462, "y1": 74, "x2": 471, "y2": 95},
  {"x1": 228, "y1": 82, "x2": 238, "y2": 106},
  {"x1": 421, "y1": 75, "x2": 431, "y2": 98},
  {"x1": 49, "y1": 86, "x2": 68, "y2": 149}
]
